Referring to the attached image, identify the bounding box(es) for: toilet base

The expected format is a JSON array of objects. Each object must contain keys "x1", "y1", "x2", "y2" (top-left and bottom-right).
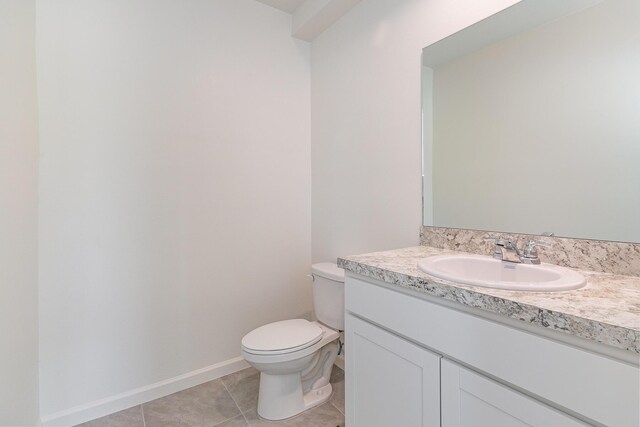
[
  {"x1": 302, "y1": 382, "x2": 333, "y2": 411},
  {"x1": 257, "y1": 372, "x2": 333, "y2": 421}
]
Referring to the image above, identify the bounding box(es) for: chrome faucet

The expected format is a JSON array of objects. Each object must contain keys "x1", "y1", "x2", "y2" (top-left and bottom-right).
[
  {"x1": 486, "y1": 238, "x2": 552, "y2": 264},
  {"x1": 521, "y1": 239, "x2": 552, "y2": 264},
  {"x1": 491, "y1": 239, "x2": 522, "y2": 263}
]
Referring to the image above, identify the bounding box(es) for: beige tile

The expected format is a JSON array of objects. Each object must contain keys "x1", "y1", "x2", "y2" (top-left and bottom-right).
[
  {"x1": 220, "y1": 367, "x2": 259, "y2": 386},
  {"x1": 241, "y1": 409, "x2": 281, "y2": 427},
  {"x1": 214, "y1": 414, "x2": 249, "y2": 427},
  {"x1": 220, "y1": 367, "x2": 260, "y2": 412},
  {"x1": 75, "y1": 406, "x2": 144, "y2": 427},
  {"x1": 243, "y1": 402, "x2": 344, "y2": 427},
  {"x1": 282, "y1": 403, "x2": 344, "y2": 427},
  {"x1": 143, "y1": 379, "x2": 240, "y2": 427},
  {"x1": 329, "y1": 367, "x2": 344, "y2": 415}
]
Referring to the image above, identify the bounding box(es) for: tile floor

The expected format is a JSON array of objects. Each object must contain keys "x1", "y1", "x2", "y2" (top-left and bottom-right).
[{"x1": 76, "y1": 366, "x2": 345, "y2": 427}]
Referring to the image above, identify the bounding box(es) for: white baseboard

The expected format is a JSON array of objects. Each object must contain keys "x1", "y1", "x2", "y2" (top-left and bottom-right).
[{"x1": 40, "y1": 356, "x2": 249, "y2": 427}]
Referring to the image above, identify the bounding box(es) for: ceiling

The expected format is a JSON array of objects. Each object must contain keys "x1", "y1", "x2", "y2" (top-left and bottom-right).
[
  {"x1": 254, "y1": 0, "x2": 362, "y2": 41},
  {"x1": 254, "y1": 0, "x2": 305, "y2": 14}
]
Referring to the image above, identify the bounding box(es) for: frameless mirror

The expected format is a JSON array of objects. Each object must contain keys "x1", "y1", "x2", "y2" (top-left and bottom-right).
[{"x1": 422, "y1": 0, "x2": 640, "y2": 242}]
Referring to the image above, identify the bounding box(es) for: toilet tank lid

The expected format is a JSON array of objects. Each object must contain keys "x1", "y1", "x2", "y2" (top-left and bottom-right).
[{"x1": 311, "y1": 262, "x2": 345, "y2": 282}]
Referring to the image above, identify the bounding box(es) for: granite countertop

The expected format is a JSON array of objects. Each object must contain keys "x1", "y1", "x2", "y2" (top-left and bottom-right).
[{"x1": 337, "y1": 246, "x2": 640, "y2": 354}]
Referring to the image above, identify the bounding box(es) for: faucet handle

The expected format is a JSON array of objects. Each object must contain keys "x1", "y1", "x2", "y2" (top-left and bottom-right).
[
  {"x1": 522, "y1": 239, "x2": 553, "y2": 258},
  {"x1": 526, "y1": 239, "x2": 553, "y2": 248},
  {"x1": 484, "y1": 237, "x2": 520, "y2": 249}
]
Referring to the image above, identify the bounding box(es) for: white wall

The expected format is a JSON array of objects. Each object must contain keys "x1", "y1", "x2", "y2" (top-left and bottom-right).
[
  {"x1": 310, "y1": 0, "x2": 520, "y2": 262},
  {"x1": 0, "y1": 0, "x2": 40, "y2": 424},
  {"x1": 37, "y1": 0, "x2": 311, "y2": 418}
]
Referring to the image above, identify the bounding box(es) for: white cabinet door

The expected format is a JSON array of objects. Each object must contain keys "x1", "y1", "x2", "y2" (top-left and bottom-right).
[
  {"x1": 441, "y1": 359, "x2": 587, "y2": 427},
  {"x1": 345, "y1": 314, "x2": 441, "y2": 427}
]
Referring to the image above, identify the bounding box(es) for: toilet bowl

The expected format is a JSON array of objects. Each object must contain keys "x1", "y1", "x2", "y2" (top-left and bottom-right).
[{"x1": 240, "y1": 263, "x2": 344, "y2": 421}]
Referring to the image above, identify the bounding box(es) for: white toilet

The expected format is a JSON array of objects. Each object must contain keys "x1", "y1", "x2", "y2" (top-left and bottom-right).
[{"x1": 240, "y1": 262, "x2": 344, "y2": 421}]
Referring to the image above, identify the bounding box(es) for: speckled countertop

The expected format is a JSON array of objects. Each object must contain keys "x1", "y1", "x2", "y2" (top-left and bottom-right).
[{"x1": 338, "y1": 246, "x2": 640, "y2": 354}]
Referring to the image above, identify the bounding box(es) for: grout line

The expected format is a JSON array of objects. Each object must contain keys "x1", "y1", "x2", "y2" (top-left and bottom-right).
[
  {"x1": 211, "y1": 414, "x2": 243, "y2": 427},
  {"x1": 140, "y1": 404, "x2": 146, "y2": 427},
  {"x1": 220, "y1": 376, "x2": 245, "y2": 424},
  {"x1": 329, "y1": 400, "x2": 345, "y2": 417},
  {"x1": 241, "y1": 410, "x2": 252, "y2": 427},
  {"x1": 220, "y1": 369, "x2": 260, "y2": 426}
]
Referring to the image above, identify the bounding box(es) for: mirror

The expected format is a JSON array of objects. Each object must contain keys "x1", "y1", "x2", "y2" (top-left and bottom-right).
[{"x1": 422, "y1": 0, "x2": 640, "y2": 243}]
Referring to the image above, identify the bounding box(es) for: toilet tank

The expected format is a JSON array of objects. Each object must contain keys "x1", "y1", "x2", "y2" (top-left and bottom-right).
[{"x1": 311, "y1": 262, "x2": 345, "y2": 331}]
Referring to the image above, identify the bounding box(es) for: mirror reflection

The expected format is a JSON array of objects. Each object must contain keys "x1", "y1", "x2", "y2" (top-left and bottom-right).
[{"x1": 422, "y1": 0, "x2": 640, "y2": 242}]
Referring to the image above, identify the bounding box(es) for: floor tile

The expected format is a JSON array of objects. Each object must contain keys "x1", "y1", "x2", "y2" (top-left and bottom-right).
[
  {"x1": 143, "y1": 379, "x2": 240, "y2": 427},
  {"x1": 213, "y1": 414, "x2": 249, "y2": 427},
  {"x1": 79, "y1": 364, "x2": 344, "y2": 427},
  {"x1": 75, "y1": 406, "x2": 144, "y2": 427},
  {"x1": 243, "y1": 402, "x2": 344, "y2": 427},
  {"x1": 220, "y1": 367, "x2": 260, "y2": 412},
  {"x1": 329, "y1": 367, "x2": 344, "y2": 415}
]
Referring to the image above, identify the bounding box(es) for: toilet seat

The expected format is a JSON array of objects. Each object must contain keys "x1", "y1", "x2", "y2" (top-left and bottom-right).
[{"x1": 241, "y1": 319, "x2": 323, "y2": 355}]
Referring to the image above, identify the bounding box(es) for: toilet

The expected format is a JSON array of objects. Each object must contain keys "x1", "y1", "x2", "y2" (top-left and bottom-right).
[{"x1": 241, "y1": 262, "x2": 344, "y2": 421}]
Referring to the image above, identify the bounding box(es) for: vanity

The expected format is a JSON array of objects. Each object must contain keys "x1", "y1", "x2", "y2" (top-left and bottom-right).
[
  {"x1": 339, "y1": 243, "x2": 639, "y2": 427},
  {"x1": 337, "y1": 1, "x2": 640, "y2": 424}
]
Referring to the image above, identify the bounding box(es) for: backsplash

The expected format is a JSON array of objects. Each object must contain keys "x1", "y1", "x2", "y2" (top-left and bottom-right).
[{"x1": 420, "y1": 226, "x2": 640, "y2": 277}]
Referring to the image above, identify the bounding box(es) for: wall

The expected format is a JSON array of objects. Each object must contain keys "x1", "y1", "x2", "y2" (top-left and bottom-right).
[
  {"x1": 37, "y1": 0, "x2": 311, "y2": 419},
  {"x1": 0, "y1": 0, "x2": 40, "y2": 424},
  {"x1": 310, "y1": 0, "x2": 520, "y2": 263}
]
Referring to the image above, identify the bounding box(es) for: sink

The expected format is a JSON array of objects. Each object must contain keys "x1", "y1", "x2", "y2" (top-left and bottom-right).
[{"x1": 417, "y1": 254, "x2": 586, "y2": 292}]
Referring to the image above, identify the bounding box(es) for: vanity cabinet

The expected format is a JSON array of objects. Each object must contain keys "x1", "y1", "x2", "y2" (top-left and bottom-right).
[{"x1": 345, "y1": 274, "x2": 639, "y2": 427}]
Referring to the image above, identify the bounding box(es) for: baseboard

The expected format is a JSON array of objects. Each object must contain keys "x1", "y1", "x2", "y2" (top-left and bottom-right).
[{"x1": 40, "y1": 356, "x2": 250, "y2": 427}]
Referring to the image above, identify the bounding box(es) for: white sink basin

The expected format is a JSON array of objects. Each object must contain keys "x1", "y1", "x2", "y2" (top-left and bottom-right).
[{"x1": 417, "y1": 254, "x2": 586, "y2": 292}]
